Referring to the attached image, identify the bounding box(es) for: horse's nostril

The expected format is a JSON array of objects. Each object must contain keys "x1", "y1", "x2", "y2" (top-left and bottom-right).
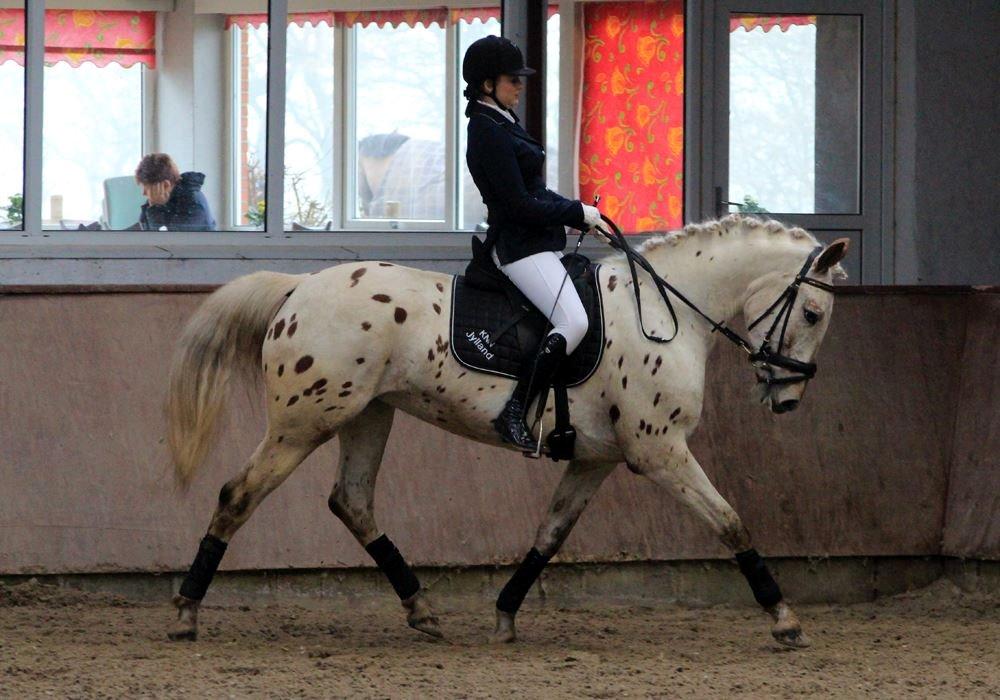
[{"x1": 776, "y1": 399, "x2": 799, "y2": 413}]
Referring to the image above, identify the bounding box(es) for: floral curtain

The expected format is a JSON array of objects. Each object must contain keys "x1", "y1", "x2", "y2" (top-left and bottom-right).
[
  {"x1": 0, "y1": 10, "x2": 156, "y2": 69},
  {"x1": 579, "y1": 1, "x2": 685, "y2": 234}
]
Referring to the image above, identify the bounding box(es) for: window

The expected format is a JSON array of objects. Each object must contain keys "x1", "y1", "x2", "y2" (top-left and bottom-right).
[
  {"x1": 44, "y1": 62, "x2": 143, "y2": 226},
  {"x1": 231, "y1": 7, "x2": 561, "y2": 232},
  {"x1": 349, "y1": 20, "x2": 447, "y2": 225},
  {"x1": 708, "y1": 1, "x2": 883, "y2": 282},
  {"x1": 727, "y1": 15, "x2": 860, "y2": 214},
  {"x1": 36, "y1": 9, "x2": 152, "y2": 229},
  {"x1": 284, "y1": 18, "x2": 335, "y2": 229},
  {"x1": 457, "y1": 15, "x2": 500, "y2": 231},
  {"x1": 230, "y1": 21, "x2": 270, "y2": 230},
  {"x1": 0, "y1": 5, "x2": 24, "y2": 231}
]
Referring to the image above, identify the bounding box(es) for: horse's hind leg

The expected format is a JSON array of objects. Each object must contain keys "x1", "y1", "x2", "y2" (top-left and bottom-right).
[
  {"x1": 326, "y1": 400, "x2": 442, "y2": 639},
  {"x1": 168, "y1": 434, "x2": 315, "y2": 641},
  {"x1": 629, "y1": 442, "x2": 809, "y2": 648},
  {"x1": 491, "y1": 460, "x2": 617, "y2": 643}
]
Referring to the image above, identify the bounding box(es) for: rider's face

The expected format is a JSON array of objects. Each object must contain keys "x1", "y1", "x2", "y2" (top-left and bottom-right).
[{"x1": 485, "y1": 74, "x2": 524, "y2": 110}]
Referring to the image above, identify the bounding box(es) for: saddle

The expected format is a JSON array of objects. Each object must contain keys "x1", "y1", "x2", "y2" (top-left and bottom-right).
[{"x1": 449, "y1": 237, "x2": 607, "y2": 460}]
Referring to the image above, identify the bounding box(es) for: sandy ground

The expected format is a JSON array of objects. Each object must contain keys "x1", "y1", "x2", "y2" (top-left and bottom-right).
[{"x1": 1, "y1": 578, "x2": 997, "y2": 699}]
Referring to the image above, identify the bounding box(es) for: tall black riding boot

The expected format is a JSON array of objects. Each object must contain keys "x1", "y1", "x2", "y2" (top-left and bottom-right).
[{"x1": 493, "y1": 333, "x2": 568, "y2": 454}]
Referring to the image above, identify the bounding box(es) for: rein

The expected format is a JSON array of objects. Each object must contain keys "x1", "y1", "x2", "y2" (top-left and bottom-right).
[{"x1": 594, "y1": 215, "x2": 835, "y2": 386}]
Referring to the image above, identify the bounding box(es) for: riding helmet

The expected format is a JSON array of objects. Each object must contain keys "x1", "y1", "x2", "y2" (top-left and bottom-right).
[{"x1": 462, "y1": 36, "x2": 536, "y2": 99}]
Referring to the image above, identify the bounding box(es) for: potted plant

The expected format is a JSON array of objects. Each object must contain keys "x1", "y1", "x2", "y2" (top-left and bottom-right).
[{"x1": 4, "y1": 193, "x2": 23, "y2": 227}]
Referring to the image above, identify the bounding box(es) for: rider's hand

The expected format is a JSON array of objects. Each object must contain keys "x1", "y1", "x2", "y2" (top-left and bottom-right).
[
  {"x1": 581, "y1": 203, "x2": 603, "y2": 229},
  {"x1": 590, "y1": 226, "x2": 613, "y2": 243}
]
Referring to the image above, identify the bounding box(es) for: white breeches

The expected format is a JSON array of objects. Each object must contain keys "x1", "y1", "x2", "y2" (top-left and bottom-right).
[{"x1": 493, "y1": 249, "x2": 589, "y2": 353}]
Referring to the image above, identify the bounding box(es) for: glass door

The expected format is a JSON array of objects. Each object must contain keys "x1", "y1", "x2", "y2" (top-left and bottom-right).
[{"x1": 709, "y1": 0, "x2": 884, "y2": 282}]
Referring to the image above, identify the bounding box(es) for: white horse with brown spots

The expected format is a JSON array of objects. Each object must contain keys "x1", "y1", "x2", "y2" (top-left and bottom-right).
[{"x1": 165, "y1": 214, "x2": 848, "y2": 647}]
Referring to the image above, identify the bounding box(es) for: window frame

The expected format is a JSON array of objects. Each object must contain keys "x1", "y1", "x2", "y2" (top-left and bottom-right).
[
  {"x1": 340, "y1": 20, "x2": 457, "y2": 231},
  {"x1": 4, "y1": 0, "x2": 896, "y2": 286},
  {"x1": 702, "y1": 0, "x2": 890, "y2": 284}
]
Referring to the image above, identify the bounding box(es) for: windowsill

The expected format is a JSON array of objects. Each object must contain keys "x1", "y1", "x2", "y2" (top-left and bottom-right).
[
  {"x1": 0, "y1": 229, "x2": 484, "y2": 260},
  {"x1": 0, "y1": 229, "x2": 630, "y2": 260}
]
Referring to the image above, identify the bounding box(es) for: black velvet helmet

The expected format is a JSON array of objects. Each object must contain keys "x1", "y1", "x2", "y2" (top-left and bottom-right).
[{"x1": 462, "y1": 36, "x2": 536, "y2": 100}]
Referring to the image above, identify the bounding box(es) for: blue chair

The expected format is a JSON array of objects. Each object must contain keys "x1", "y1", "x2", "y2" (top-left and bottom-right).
[{"x1": 102, "y1": 176, "x2": 147, "y2": 230}]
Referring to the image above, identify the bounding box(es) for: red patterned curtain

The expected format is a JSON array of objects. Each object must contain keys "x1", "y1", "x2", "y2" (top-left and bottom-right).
[
  {"x1": 580, "y1": 1, "x2": 685, "y2": 234},
  {"x1": 0, "y1": 9, "x2": 155, "y2": 68}
]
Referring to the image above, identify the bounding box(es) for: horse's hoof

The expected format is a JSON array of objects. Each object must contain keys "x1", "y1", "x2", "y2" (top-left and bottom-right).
[
  {"x1": 490, "y1": 609, "x2": 517, "y2": 644},
  {"x1": 168, "y1": 594, "x2": 199, "y2": 642},
  {"x1": 768, "y1": 601, "x2": 810, "y2": 648},
  {"x1": 772, "y1": 626, "x2": 811, "y2": 648},
  {"x1": 409, "y1": 616, "x2": 444, "y2": 639},
  {"x1": 403, "y1": 591, "x2": 444, "y2": 639}
]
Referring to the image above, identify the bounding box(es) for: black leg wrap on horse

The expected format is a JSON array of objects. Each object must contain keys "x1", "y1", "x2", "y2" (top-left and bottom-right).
[
  {"x1": 735, "y1": 548, "x2": 783, "y2": 608},
  {"x1": 178, "y1": 534, "x2": 228, "y2": 601},
  {"x1": 365, "y1": 534, "x2": 421, "y2": 601},
  {"x1": 496, "y1": 548, "x2": 551, "y2": 615}
]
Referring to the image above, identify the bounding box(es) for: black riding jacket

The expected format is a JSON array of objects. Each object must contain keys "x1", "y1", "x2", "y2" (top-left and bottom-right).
[{"x1": 465, "y1": 101, "x2": 586, "y2": 265}]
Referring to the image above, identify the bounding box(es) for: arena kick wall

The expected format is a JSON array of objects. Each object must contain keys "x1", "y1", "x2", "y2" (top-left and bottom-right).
[{"x1": 0, "y1": 286, "x2": 996, "y2": 574}]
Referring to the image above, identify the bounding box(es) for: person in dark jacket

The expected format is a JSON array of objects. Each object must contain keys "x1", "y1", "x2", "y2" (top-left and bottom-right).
[
  {"x1": 463, "y1": 35, "x2": 604, "y2": 454},
  {"x1": 134, "y1": 153, "x2": 217, "y2": 231}
]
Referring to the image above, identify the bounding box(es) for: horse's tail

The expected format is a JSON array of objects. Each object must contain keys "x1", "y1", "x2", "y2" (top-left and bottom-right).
[{"x1": 167, "y1": 271, "x2": 302, "y2": 489}]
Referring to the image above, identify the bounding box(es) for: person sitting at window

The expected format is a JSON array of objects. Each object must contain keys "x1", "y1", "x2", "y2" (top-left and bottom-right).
[
  {"x1": 134, "y1": 153, "x2": 217, "y2": 231},
  {"x1": 358, "y1": 133, "x2": 445, "y2": 220}
]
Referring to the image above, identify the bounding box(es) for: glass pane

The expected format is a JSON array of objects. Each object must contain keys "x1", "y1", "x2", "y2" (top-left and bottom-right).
[
  {"x1": 353, "y1": 22, "x2": 446, "y2": 222},
  {"x1": 33, "y1": 4, "x2": 271, "y2": 232},
  {"x1": 458, "y1": 12, "x2": 563, "y2": 232},
  {"x1": 458, "y1": 15, "x2": 499, "y2": 231},
  {"x1": 0, "y1": 4, "x2": 24, "y2": 230},
  {"x1": 728, "y1": 14, "x2": 860, "y2": 214},
  {"x1": 233, "y1": 20, "x2": 269, "y2": 231},
  {"x1": 43, "y1": 62, "x2": 142, "y2": 228},
  {"x1": 284, "y1": 17, "x2": 334, "y2": 230},
  {"x1": 545, "y1": 12, "x2": 560, "y2": 190}
]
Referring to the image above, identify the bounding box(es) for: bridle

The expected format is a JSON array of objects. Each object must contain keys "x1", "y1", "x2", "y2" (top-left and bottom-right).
[
  {"x1": 745, "y1": 248, "x2": 835, "y2": 386},
  {"x1": 596, "y1": 215, "x2": 836, "y2": 388}
]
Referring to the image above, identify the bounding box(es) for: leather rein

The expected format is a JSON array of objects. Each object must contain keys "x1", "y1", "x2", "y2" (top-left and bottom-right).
[{"x1": 594, "y1": 214, "x2": 835, "y2": 386}]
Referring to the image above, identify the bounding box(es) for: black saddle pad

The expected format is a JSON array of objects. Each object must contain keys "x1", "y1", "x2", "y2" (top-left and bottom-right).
[{"x1": 449, "y1": 254, "x2": 605, "y2": 387}]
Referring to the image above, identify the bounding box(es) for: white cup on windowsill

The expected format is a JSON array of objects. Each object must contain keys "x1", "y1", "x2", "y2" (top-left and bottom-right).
[{"x1": 50, "y1": 194, "x2": 63, "y2": 222}]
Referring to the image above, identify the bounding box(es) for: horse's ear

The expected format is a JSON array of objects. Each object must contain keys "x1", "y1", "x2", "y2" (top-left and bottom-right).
[{"x1": 813, "y1": 238, "x2": 850, "y2": 275}]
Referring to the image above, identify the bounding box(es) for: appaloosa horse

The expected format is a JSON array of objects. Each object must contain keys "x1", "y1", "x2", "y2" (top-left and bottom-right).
[{"x1": 165, "y1": 214, "x2": 848, "y2": 647}]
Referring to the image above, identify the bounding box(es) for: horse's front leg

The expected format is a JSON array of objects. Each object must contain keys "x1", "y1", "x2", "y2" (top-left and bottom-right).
[
  {"x1": 491, "y1": 460, "x2": 617, "y2": 643},
  {"x1": 629, "y1": 442, "x2": 810, "y2": 648}
]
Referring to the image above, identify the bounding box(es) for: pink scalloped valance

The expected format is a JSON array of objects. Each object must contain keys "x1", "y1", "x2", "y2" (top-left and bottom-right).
[
  {"x1": 0, "y1": 9, "x2": 155, "y2": 68},
  {"x1": 730, "y1": 15, "x2": 816, "y2": 33},
  {"x1": 225, "y1": 6, "x2": 557, "y2": 31}
]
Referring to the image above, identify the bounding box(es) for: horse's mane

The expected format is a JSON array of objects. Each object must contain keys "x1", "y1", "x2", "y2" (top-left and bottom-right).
[{"x1": 636, "y1": 213, "x2": 819, "y2": 255}]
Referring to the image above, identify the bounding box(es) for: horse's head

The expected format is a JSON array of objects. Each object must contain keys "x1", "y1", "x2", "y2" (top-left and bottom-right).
[{"x1": 742, "y1": 238, "x2": 849, "y2": 413}]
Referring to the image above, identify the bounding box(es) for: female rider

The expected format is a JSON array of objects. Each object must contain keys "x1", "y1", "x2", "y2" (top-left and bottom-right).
[{"x1": 462, "y1": 36, "x2": 603, "y2": 453}]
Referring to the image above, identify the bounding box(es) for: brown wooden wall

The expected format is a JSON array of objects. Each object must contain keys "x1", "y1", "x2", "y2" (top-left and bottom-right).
[{"x1": 0, "y1": 287, "x2": 996, "y2": 574}]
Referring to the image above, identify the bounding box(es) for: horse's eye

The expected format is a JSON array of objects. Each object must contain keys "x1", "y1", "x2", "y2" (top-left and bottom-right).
[{"x1": 803, "y1": 308, "x2": 820, "y2": 325}]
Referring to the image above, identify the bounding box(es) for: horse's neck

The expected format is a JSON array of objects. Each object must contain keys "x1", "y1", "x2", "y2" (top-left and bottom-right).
[{"x1": 604, "y1": 232, "x2": 814, "y2": 340}]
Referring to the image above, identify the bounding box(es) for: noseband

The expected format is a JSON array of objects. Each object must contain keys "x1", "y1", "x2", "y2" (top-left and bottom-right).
[
  {"x1": 745, "y1": 247, "x2": 835, "y2": 386},
  {"x1": 597, "y1": 215, "x2": 836, "y2": 388}
]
